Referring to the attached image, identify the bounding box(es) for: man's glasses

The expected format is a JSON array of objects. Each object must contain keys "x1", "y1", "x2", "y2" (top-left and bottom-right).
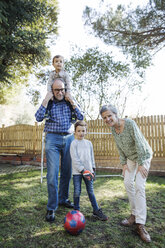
[{"x1": 53, "y1": 88, "x2": 65, "y2": 93}]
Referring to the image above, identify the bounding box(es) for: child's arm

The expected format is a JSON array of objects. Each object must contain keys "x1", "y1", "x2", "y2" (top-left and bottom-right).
[
  {"x1": 63, "y1": 71, "x2": 72, "y2": 100},
  {"x1": 90, "y1": 141, "x2": 96, "y2": 180},
  {"x1": 47, "y1": 71, "x2": 55, "y2": 92},
  {"x1": 64, "y1": 71, "x2": 71, "y2": 92},
  {"x1": 90, "y1": 141, "x2": 96, "y2": 170}
]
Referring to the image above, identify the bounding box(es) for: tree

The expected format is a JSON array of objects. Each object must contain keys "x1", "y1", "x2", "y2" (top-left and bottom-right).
[
  {"x1": 0, "y1": 0, "x2": 59, "y2": 103},
  {"x1": 64, "y1": 47, "x2": 144, "y2": 119},
  {"x1": 83, "y1": 0, "x2": 165, "y2": 69},
  {"x1": 20, "y1": 46, "x2": 146, "y2": 119}
]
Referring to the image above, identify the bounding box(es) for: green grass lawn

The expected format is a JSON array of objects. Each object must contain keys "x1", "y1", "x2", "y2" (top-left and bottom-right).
[{"x1": 0, "y1": 169, "x2": 165, "y2": 248}]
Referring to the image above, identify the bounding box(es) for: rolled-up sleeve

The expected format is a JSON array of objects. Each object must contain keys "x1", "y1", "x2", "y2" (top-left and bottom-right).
[
  {"x1": 131, "y1": 121, "x2": 152, "y2": 165},
  {"x1": 35, "y1": 105, "x2": 47, "y2": 122},
  {"x1": 74, "y1": 107, "x2": 84, "y2": 121}
]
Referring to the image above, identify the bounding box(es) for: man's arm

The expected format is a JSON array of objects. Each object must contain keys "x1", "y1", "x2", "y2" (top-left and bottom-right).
[
  {"x1": 66, "y1": 95, "x2": 84, "y2": 120},
  {"x1": 42, "y1": 92, "x2": 53, "y2": 108},
  {"x1": 35, "y1": 92, "x2": 53, "y2": 122}
]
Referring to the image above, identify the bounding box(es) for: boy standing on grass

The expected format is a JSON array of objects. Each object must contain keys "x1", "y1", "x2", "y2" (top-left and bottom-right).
[
  {"x1": 47, "y1": 55, "x2": 71, "y2": 100},
  {"x1": 70, "y1": 120, "x2": 108, "y2": 221}
]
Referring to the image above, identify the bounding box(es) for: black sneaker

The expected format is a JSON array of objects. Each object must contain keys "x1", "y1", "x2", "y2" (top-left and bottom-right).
[
  {"x1": 45, "y1": 210, "x2": 55, "y2": 222},
  {"x1": 93, "y1": 208, "x2": 108, "y2": 221},
  {"x1": 59, "y1": 200, "x2": 74, "y2": 208}
]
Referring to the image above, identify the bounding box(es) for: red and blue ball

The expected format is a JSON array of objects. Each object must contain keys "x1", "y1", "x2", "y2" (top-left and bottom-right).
[{"x1": 64, "y1": 210, "x2": 86, "y2": 235}]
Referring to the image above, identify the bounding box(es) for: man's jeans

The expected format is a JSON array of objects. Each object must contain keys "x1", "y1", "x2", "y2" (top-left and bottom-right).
[
  {"x1": 45, "y1": 133, "x2": 74, "y2": 211},
  {"x1": 73, "y1": 175, "x2": 99, "y2": 211}
]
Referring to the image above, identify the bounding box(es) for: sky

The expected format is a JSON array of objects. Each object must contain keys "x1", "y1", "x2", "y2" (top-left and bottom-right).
[
  {"x1": 49, "y1": 0, "x2": 165, "y2": 117},
  {"x1": 1, "y1": 0, "x2": 164, "y2": 126}
]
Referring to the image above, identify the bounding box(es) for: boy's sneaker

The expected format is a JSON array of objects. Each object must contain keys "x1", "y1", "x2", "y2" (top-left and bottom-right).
[
  {"x1": 45, "y1": 210, "x2": 55, "y2": 222},
  {"x1": 93, "y1": 208, "x2": 108, "y2": 221}
]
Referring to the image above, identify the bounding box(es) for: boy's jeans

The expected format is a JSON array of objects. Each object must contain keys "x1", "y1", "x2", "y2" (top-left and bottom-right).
[
  {"x1": 45, "y1": 133, "x2": 74, "y2": 211},
  {"x1": 73, "y1": 174, "x2": 99, "y2": 211}
]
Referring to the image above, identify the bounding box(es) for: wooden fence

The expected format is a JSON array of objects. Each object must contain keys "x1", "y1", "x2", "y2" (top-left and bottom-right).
[
  {"x1": 86, "y1": 116, "x2": 165, "y2": 158},
  {"x1": 0, "y1": 115, "x2": 165, "y2": 170}
]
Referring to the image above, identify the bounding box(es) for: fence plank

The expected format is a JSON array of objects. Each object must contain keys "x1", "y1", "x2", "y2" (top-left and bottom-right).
[
  {"x1": 0, "y1": 115, "x2": 165, "y2": 161},
  {"x1": 161, "y1": 115, "x2": 165, "y2": 156}
]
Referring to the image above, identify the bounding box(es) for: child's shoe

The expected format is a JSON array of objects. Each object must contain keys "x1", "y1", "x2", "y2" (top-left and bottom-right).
[{"x1": 93, "y1": 208, "x2": 108, "y2": 221}]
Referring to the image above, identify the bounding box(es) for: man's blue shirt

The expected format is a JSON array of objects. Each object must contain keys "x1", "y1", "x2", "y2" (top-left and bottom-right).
[{"x1": 35, "y1": 100, "x2": 84, "y2": 133}]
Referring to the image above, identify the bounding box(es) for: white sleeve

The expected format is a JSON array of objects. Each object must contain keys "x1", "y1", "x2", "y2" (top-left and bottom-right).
[
  {"x1": 63, "y1": 71, "x2": 71, "y2": 91},
  {"x1": 70, "y1": 141, "x2": 84, "y2": 173},
  {"x1": 47, "y1": 71, "x2": 55, "y2": 92},
  {"x1": 90, "y1": 141, "x2": 96, "y2": 169}
]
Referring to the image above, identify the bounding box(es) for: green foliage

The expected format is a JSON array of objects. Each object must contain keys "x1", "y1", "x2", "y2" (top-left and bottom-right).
[
  {"x1": 83, "y1": 0, "x2": 165, "y2": 68},
  {"x1": 0, "y1": 0, "x2": 59, "y2": 103},
  {"x1": 23, "y1": 46, "x2": 146, "y2": 118},
  {"x1": 65, "y1": 47, "x2": 144, "y2": 119},
  {"x1": 25, "y1": 68, "x2": 51, "y2": 106}
]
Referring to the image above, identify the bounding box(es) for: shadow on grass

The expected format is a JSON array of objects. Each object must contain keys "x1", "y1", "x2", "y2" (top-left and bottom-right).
[{"x1": 0, "y1": 170, "x2": 165, "y2": 248}]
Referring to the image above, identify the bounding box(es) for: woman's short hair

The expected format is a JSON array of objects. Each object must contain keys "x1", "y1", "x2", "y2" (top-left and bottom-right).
[
  {"x1": 74, "y1": 120, "x2": 87, "y2": 131},
  {"x1": 100, "y1": 104, "x2": 118, "y2": 116}
]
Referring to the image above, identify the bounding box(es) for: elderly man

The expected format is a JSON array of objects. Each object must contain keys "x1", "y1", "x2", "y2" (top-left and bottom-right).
[{"x1": 35, "y1": 78, "x2": 84, "y2": 222}]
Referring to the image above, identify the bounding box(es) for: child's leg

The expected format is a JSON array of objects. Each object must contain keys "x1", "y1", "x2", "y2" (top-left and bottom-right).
[
  {"x1": 73, "y1": 175, "x2": 82, "y2": 210},
  {"x1": 84, "y1": 178, "x2": 99, "y2": 211}
]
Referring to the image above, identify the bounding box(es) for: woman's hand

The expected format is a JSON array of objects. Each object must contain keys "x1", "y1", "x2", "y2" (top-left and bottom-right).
[
  {"x1": 136, "y1": 165, "x2": 148, "y2": 178},
  {"x1": 122, "y1": 164, "x2": 130, "y2": 177}
]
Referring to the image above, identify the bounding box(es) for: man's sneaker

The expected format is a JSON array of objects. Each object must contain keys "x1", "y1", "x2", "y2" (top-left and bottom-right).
[
  {"x1": 59, "y1": 200, "x2": 74, "y2": 208},
  {"x1": 93, "y1": 208, "x2": 108, "y2": 221},
  {"x1": 45, "y1": 210, "x2": 55, "y2": 222}
]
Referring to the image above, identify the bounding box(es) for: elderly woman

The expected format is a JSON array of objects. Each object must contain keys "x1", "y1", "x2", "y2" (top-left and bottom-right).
[{"x1": 100, "y1": 104, "x2": 152, "y2": 243}]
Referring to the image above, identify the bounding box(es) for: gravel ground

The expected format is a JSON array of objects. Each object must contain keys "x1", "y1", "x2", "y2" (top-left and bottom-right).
[{"x1": 0, "y1": 163, "x2": 41, "y2": 175}]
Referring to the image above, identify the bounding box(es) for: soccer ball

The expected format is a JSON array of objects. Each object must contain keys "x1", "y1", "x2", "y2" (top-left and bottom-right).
[{"x1": 64, "y1": 210, "x2": 86, "y2": 235}]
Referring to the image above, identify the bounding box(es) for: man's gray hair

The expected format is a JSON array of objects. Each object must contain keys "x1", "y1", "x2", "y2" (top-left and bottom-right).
[{"x1": 100, "y1": 104, "x2": 118, "y2": 116}]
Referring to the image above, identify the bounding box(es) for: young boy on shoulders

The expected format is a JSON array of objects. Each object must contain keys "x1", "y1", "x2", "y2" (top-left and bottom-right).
[
  {"x1": 70, "y1": 120, "x2": 108, "y2": 221},
  {"x1": 47, "y1": 55, "x2": 71, "y2": 100}
]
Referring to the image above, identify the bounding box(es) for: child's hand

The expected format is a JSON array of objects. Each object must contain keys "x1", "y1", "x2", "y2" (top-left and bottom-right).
[
  {"x1": 82, "y1": 170, "x2": 94, "y2": 181},
  {"x1": 65, "y1": 92, "x2": 77, "y2": 109},
  {"x1": 92, "y1": 168, "x2": 96, "y2": 181}
]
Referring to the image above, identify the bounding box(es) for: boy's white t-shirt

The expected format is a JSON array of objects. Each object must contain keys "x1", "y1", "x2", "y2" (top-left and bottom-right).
[{"x1": 70, "y1": 139, "x2": 95, "y2": 175}]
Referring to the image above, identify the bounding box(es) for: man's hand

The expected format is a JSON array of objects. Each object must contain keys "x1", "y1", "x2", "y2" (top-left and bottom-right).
[
  {"x1": 82, "y1": 170, "x2": 94, "y2": 181},
  {"x1": 42, "y1": 92, "x2": 53, "y2": 107},
  {"x1": 65, "y1": 93, "x2": 76, "y2": 109}
]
